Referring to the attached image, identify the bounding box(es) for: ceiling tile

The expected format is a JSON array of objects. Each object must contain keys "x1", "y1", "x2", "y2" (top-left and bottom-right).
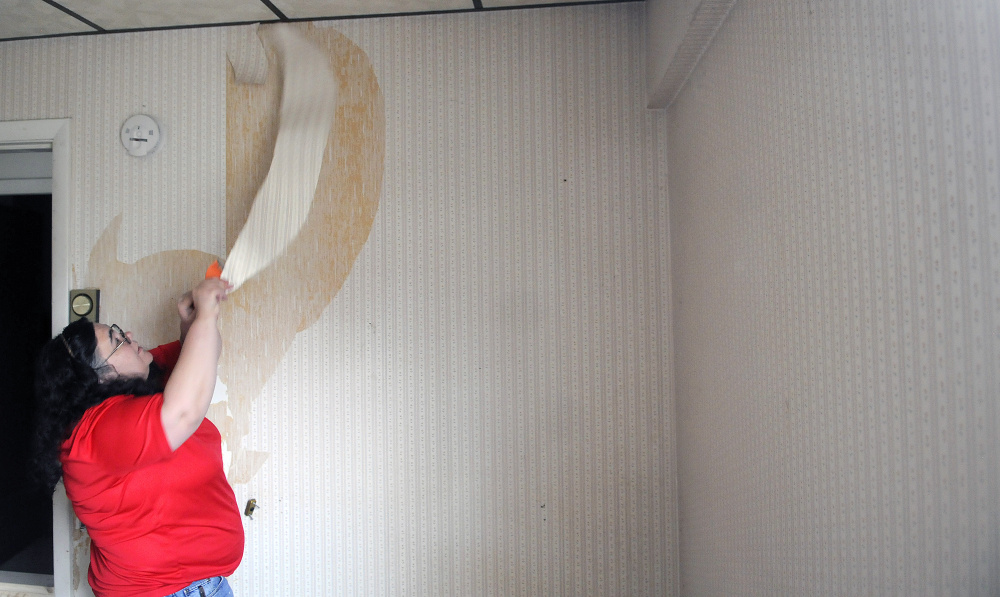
[
  {"x1": 273, "y1": 0, "x2": 473, "y2": 20},
  {"x1": 0, "y1": 0, "x2": 606, "y2": 43},
  {"x1": 0, "y1": 0, "x2": 97, "y2": 39},
  {"x1": 57, "y1": 0, "x2": 279, "y2": 30},
  {"x1": 482, "y1": 0, "x2": 605, "y2": 7}
]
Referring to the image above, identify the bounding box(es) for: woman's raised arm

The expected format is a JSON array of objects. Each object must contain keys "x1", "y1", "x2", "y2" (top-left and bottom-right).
[{"x1": 160, "y1": 277, "x2": 231, "y2": 450}]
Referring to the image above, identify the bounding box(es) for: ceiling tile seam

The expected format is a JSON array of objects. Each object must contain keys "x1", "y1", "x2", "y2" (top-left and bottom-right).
[
  {"x1": 40, "y1": 0, "x2": 104, "y2": 31},
  {"x1": 0, "y1": 19, "x2": 283, "y2": 44},
  {"x1": 258, "y1": 0, "x2": 289, "y2": 21}
]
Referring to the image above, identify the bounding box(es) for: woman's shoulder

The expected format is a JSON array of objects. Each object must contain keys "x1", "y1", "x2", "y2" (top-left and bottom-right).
[
  {"x1": 67, "y1": 393, "x2": 164, "y2": 443},
  {"x1": 61, "y1": 392, "x2": 169, "y2": 464},
  {"x1": 84, "y1": 391, "x2": 164, "y2": 420}
]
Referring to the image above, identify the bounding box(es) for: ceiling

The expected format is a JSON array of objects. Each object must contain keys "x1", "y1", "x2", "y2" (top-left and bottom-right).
[{"x1": 0, "y1": 0, "x2": 628, "y2": 42}]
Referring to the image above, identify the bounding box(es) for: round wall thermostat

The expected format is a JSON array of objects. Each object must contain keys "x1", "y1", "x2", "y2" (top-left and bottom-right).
[
  {"x1": 120, "y1": 114, "x2": 161, "y2": 157},
  {"x1": 71, "y1": 293, "x2": 93, "y2": 317},
  {"x1": 69, "y1": 288, "x2": 100, "y2": 322}
]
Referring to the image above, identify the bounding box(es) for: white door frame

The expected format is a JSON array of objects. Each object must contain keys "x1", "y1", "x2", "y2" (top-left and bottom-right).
[{"x1": 0, "y1": 118, "x2": 73, "y2": 597}]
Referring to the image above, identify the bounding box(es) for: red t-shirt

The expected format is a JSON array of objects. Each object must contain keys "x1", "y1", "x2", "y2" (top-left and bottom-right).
[{"x1": 61, "y1": 342, "x2": 244, "y2": 597}]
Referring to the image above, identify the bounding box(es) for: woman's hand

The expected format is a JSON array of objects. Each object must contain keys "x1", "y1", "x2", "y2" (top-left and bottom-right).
[
  {"x1": 190, "y1": 277, "x2": 232, "y2": 322},
  {"x1": 177, "y1": 279, "x2": 231, "y2": 343}
]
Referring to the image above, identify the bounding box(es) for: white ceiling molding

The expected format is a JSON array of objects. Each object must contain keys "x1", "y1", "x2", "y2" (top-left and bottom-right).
[{"x1": 646, "y1": 0, "x2": 738, "y2": 109}]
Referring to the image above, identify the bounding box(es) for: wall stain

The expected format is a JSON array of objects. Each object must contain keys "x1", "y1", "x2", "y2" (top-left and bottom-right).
[{"x1": 87, "y1": 23, "x2": 385, "y2": 485}]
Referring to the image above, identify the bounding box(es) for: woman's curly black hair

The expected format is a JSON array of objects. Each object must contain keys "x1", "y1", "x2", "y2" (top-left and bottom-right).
[{"x1": 32, "y1": 318, "x2": 165, "y2": 493}]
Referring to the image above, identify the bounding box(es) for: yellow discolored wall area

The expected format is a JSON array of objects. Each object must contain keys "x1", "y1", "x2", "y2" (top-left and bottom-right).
[
  {"x1": 217, "y1": 23, "x2": 384, "y2": 483},
  {"x1": 87, "y1": 23, "x2": 384, "y2": 485}
]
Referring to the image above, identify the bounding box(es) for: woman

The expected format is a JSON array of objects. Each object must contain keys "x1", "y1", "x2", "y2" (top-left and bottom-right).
[{"x1": 33, "y1": 277, "x2": 243, "y2": 597}]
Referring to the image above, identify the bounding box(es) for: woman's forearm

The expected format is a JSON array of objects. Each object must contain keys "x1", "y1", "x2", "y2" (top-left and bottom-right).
[{"x1": 160, "y1": 317, "x2": 222, "y2": 450}]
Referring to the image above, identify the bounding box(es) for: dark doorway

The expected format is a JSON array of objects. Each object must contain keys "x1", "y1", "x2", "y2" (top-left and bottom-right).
[{"x1": 0, "y1": 193, "x2": 54, "y2": 578}]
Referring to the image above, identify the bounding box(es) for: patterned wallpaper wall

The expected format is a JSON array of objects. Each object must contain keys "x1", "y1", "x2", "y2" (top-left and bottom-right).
[
  {"x1": 1, "y1": 3, "x2": 676, "y2": 596},
  {"x1": 668, "y1": 0, "x2": 999, "y2": 594},
  {"x1": 0, "y1": 28, "x2": 227, "y2": 271}
]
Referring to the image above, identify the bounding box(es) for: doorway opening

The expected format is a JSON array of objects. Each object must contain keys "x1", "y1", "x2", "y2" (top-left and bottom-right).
[
  {"x1": 0, "y1": 118, "x2": 72, "y2": 595},
  {"x1": 0, "y1": 191, "x2": 54, "y2": 585}
]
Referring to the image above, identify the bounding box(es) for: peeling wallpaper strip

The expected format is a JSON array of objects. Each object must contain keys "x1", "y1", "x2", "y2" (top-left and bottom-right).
[
  {"x1": 1, "y1": 4, "x2": 675, "y2": 596},
  {"x1": 668, "y1": 0, "x2": 1000, "y2": 594},
  {"x1": 218, "y1": 22, "x2": 384, "y2": 486}
]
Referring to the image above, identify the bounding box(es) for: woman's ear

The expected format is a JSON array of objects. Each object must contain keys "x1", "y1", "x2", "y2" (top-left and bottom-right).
[{"x1": 95, "y1": 364, "x2": 118, "y2": 383}]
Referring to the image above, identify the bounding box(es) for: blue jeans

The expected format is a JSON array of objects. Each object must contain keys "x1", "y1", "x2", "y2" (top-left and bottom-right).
[{"x1": 162, "y1": 576, "x2": 233, "y2": 597}]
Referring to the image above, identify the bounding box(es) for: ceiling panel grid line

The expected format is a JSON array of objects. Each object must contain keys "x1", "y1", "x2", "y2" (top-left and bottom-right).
[{"x1": 0, "y1": 0, "x2": 638, "y2": 43}]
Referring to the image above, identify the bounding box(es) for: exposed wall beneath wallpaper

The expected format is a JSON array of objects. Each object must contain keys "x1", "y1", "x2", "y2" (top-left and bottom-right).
[
  {"x1": 668, "y1": 0, "x2": 999, "y2": 594},
  {"x1": 84, "y1": 22, "x2": 385, "y2": 488},
  {"x1": 1, "y1": 3, "x2": 675, "y2": 596}
]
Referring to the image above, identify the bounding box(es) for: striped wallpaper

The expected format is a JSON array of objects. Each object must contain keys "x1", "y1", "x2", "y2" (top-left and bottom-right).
[
  {"x1": 668, "y1": 0, "x2": 1000, "y2": 594},
  {"x1": 6, "y1": 0, "x2": 994, "y2": 595},
  {"x1": 240, "y1": 8, "x2": 675, "y2": 596},
  {"x1": 0, "y1": 27, "x2": 227, "y2": 272},
  {"x1": 1, "y1": 4, "x2": 676, "y2": 596}
]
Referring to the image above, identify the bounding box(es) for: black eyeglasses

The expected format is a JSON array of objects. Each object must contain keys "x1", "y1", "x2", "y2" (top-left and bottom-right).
[{"x1": 98, "y1": 324, "x2": 131, "y2": 368}]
